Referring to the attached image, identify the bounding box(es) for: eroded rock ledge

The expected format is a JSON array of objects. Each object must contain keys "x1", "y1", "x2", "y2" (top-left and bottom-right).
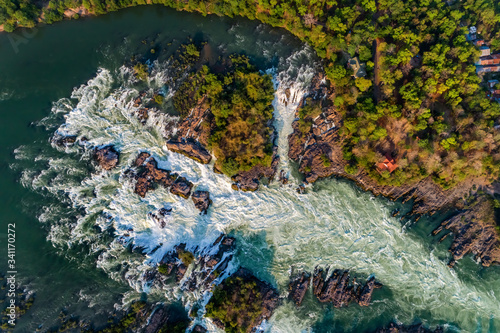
[
  {"x1": 289, "y1": 267, "x2": 382, "y2": 307},
  {"x1": 433, "y1": 195, "x2": 500, "y2": 267},
  {"x1": 166, "y1": 140, "x2": 212, "y2": 164}
]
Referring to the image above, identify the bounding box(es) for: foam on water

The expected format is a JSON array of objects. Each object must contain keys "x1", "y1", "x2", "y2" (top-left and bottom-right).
[{"x1": 14, "y1": 48, "x2": 500, "y2": 332}]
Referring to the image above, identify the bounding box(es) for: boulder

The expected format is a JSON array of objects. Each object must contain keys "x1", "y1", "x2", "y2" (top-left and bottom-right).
[
  {"x1": 94, "y1": 146, "x2": 119, "y2": 170},
  {"x1": 289, "y1": 272, "x2": 310, "y2": 306},
  {"x1": 192, "y1": 325, "x2": 207, "y2": 333},
  {"x1": 170, "y1": 177, "x2": 193, "y2": 199},
  {"x1": 191, "y1": 190, "x2": 212, "y2": 214}
]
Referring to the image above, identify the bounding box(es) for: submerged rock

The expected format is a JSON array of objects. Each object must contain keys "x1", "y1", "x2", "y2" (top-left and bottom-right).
[
  {"x1": 166, "y1": 140, "x2": 212, "y2": 164},
  {"x1": 191, "y1": 190, "x2": 212, "y2": 214},
  {"x1": 148, "y1": 207, "x2": 172, "y2": 228},
  {"x1": 132, "y1": 153, "x2": 187, "y2": 198},
  {"x1": 52, "y1": 134, "x2": 77, "y2": 147},
  {"x1": 289, "y1": 272, "x2": 310, "y2": 306},
  {"x1": 94, "y1": 146, "x2": 119, "y2": 170}
]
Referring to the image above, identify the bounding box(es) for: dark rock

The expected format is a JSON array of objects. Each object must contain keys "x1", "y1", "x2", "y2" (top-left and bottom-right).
[
  {"x1": 289, "y1": 272, "x2": 310, "y2": 306},
  {"x1": 231, "y1": 147, "x2": 280, "y2": 192},
  {"x1": 148, "y1": 207, "x2": 172, "y2": 228},
  {"x1": 136, "y1": 108, "x2": 149, "y2": 124},
  {"x1": 94, "y1": 146, "x2": 119, "y2": 170},
  {"x1": 312, "y1": 267, "x2": 380, "y2": 307},
  {"x1": 432, "y1": 195, "x2": 500, "y2": 267},
  {"x1": 134, "y1": 152, "x2": 151, "y2": 167},
  {"x1": 132, "y1": 154, "x2": 180, "y2": 198},
  {"x1": 167, "y1": 140, "x2": 212, "y2": 164},
  {"x1": 52, "y1": 134, "x2": 77, "y2": 147},
  {"x1": 297, "y1": 184, "x2": 306, "y2": 194},
  {"x1": 144, "y1": 306, "x2": 170, "y2": 333},
  {"x1": 192, "y1": 324, "x2": 207, "y2": 333},
  {"x1": 192, "y1": 190, "x2": 212, "y2": 214},
  {"x1": 170, "y1": 177, "x2": 193, "y2": 199}
]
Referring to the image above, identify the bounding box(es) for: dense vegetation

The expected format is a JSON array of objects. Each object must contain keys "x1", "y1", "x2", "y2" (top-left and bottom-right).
[
  {"x1": 3, "y1": 0, "x2": 500, "y2": 189},
  {"x1": 174, "y1": 56, "x2": 275, "y2": 177},
  {"x1": 205, "y1": 275, "x2": 265, "y2": 333}
]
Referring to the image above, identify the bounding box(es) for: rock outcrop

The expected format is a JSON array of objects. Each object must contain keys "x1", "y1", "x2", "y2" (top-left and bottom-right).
[
  {"x1": 311, "y1": 267, "x2": 381, "y2": 307},
  {"x1": 192, "y1": 325, "x2": 207, "y2": 333},
  {"x1": 433, "y1": 195, "x2": 500, "y2": 267},
  {"x1": 132, "y1": 152, "x2": 194, "y2": 199},
  {"x1": 376, "y1": 322, "x2": 443, "y2": 333},
  {"x1": 170, "y1": 176, "x2": 193, "y2": 199},
  {"x1": 191, "y1": 190, "x2": 212, "y2": 214},
  {"x1": 166, "y1": 140, "x2": 212, "y2": 164},
  {"x1": 148, "y1": 207, "x2": 172, "y2": 228},
  {"x1": 94, "y1": 146, "x2": 119, "y2": 170},
  {"x1": 288, "y1": 272, "x2": 310, "y2": 306}
]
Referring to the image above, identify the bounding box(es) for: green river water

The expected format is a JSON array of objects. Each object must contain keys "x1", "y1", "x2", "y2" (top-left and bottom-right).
[{"x1": 0, "y1": 5, "x2": 499, "y2": 333}]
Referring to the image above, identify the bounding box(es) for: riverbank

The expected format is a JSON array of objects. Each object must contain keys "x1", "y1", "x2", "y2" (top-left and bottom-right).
[{"x1": 288, "y1": 74, "x2": 500, "y2": 267}]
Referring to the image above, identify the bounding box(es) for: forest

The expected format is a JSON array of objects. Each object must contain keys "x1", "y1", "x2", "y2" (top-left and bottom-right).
[
  {"x1": 173, "y1": 55, "x2": 275, "y2": 177},
  {"x1": 2, "y1": 0, "x2": 500, "y2": 189}
]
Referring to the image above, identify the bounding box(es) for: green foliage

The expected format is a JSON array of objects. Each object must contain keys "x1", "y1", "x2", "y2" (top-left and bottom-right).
[
  {"x1": 178, "y1": 249, "x2": 194, "y2": 266},
  {"x1": 320, "y1": 153, "x2": 331, "y2": 167},
  {"x1": 205, "y1": 275, "x2": 265, "y2": 333},
  {"x1": 154, "y1": 94, "x2": 164, "y2": 105},
  {"x1": 158, "y1": 264, "x2": 170, "y2": 275},
  {"x1": 133, "y1": 63, "x2": 148, "y2": 81},
  {"x1": 3, "y1": 0, "x2": 500, "y2": 190}
]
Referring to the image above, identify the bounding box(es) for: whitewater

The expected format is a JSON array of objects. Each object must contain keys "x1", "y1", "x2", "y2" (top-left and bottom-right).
[{"x1": 13, "y1": 47, "x2": 500, "y2": 332}]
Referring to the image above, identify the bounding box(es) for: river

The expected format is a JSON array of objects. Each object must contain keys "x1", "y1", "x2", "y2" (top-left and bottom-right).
[{"x1": 1, "y1": 5, "x2": 499, "y2": 333}]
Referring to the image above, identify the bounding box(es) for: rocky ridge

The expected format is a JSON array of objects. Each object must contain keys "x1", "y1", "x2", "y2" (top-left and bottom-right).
[{"x1": 433, "y1": 195, "x2": 500, "y2": 267}]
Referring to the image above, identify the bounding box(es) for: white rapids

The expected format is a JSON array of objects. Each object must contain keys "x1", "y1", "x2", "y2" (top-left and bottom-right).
[{"x1": 14, "y1": 48, "x2": 500, "y2": 332}]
